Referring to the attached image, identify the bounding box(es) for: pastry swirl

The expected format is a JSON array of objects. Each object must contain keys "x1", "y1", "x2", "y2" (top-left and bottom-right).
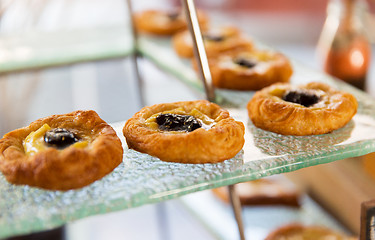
[
  {"x1": 247, "y1": 82, "x2": 358, "y2": 135},
  {"x1": 265, "y1": 224, "x2": 357, "y2": 240},
  {"x1": 123, "y1": 100, "x2": 245, "y2": 163},
  {"x1": 205, "y1": 49, "x2": 293, "y2": 90},
  {"x1": 172, "y1": 26, "x2": 253, "y2": 58},
  {"x1": 0, "y1": 110, "x2": 123, "y2": 190},
  {"x1": 212, "y1": 177, "x2": 301, "y2": 207},
  {"x1": 134, "y1": 9, "x2": 208, "y2": 36}
]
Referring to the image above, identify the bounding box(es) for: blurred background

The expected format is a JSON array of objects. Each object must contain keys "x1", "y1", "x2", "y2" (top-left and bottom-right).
[{"x1": 0, "y1": 0, "x2": 375, "y2": 239}]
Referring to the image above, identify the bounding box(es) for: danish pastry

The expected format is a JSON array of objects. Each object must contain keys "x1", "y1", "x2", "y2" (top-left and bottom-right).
[
  {"x1": 203, "y1": 49, "x2": 293, "y2": 90},
  {"x1": 247, "y1": 82, "x2": 358, "y2": 135},
  {"x1": 0, "y1": 110, "x2": 123, "y2": 190},
  {"x1": 265, "y1": 224, "x2": 357, "y2": 240},
  {"x1": 123, "y1": 100, "x2": 245, "y2": 163},
  {"x1": 134, "y1": 9, "x2": 208, "y2": 36},
  {"x1": 212, "y1": 177, "x2": 300, "y2": 207},
  {"x1": 172, "y1": 26, "x2": 253, "y2": 58}
]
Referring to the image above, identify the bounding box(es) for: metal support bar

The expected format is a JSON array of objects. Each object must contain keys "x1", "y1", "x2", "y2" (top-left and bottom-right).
[
  {"x1": 182, "y1": 0, "x2": 245, "y2": 239},
  {"x1": 228, "y1": 185, "x2": 246, "y2": 240},
  {"x1": 181, "y1": 0, "x2": 215, "y2": 102},
  {"x1": 125, "y1": 0, "x2": 145, "y2": 107}
]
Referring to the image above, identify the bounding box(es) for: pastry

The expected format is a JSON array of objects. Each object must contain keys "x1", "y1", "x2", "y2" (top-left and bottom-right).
[
  {"x1": 123, "y1": 100, "x2": 245, "y2": 163},
  {"x1": 265, "y1": 224, "x2": 357, "y2": 240},
  {"x1": 134, "y1": 9, "x2": 208, "y2": 36},
  {"x1": 201, "y1": 49, "x2": 293, "y2": 90},
  {"x1": 0, "y1": 110, "x2": 123, "y2": 190},
  {"x1": 247, "y1": 82, "x2": 358, "y2": 135},
  {"x1": 172, "y1": 26, "x2": 253, "y2": 58},
  {"x1": 212, "y1": 176, "x2": 300, "y2": 207}
]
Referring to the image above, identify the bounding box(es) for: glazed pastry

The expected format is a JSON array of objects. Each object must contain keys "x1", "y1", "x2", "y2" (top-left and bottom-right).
[
  {"x1": 0, "y1": 110, "x2": 123, "y2": 190},
  {"x1": 212, "y1": 176, "x2": 300, "y2": 207},
  {"x1": 172, "y1": 26, "x2": 253, "y2": 58},
  {"x1": 123, "y1": 100, "x2": 245, "y2": 163},
  {"x1": 247, "y1": 82, "x2": 358, "y2": 135},
  {"x1": 134, "y1": 9, "x2": 208, "y2": 36},
  {"x1": 265, "y1": 224, "x2": 357, "y2": 240},
  {"x1": 202, "y1": 49, "x2": 293, "y2": 90}
]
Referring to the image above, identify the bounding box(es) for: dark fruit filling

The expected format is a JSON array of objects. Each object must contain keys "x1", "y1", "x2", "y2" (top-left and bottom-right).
[
  {"x1": 44, "y1": 128, "x2": 79, "y2": 149},
  {"x1": 282, "y1": 90, "x2": 320, "y2": 107},
  {"x1": 203, "y1": 34, "x2": 225, "y2": 42},
  {"x1": 167, "y1": 11, "x2": 179, "y2": 20},
  {"x1": 156, "y1": 113, "x2": 202, "y2": 132},
  {"x1": 234, "y1": 58, "x2": 257, "y2": 68}
]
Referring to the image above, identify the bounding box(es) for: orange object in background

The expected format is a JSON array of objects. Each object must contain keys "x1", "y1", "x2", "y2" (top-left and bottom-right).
[
  {"x1": 318, "y1": 0, "x2": 371, "y2": 90},
  {"x1": 324, "y1": 34, "x2": 371, "y2": 89}
]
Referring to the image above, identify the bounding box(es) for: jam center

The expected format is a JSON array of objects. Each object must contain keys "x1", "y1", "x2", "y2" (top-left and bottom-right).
[
  {"x1": 156, "y1": 113, "x2": 202, "y2": 132},
  {"x1": 167, "y1": 11, "x2": 179, "y2": 20},
  {"x1": 44, "y1": 128, "x2": 79, "y2": 149},
  {"x1": 234, "y1": 58, "x2": 257, "y2": 68},
  {"x1": 282, "y1": 90, "x2": 320, "y2": 107},
  {"x1": 203, "y1": 34, "x2": 225, "y2": 42}
]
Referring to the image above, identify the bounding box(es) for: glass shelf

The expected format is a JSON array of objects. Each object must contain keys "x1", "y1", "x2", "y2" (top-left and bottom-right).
[
  {"x1": 0, "y1": 26, "x2": 133, "y2": 73},
  {"x1": 2, "y1": 36, "x2": 375, "y2": 239}
]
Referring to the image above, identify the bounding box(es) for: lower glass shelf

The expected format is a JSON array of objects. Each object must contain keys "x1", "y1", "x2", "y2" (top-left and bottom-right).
[{"x1": 179, "y1": 188, "x2": 349, "y2": 240}]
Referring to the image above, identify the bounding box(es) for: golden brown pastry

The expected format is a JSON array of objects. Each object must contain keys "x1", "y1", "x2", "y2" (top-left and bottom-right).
[
  {"x1": 123, "y1": 100, "x2": 245, "y2": 163},
  {"x1": 172, "y1": 26, "x2": 253, "y2": 58},
  {"x1": 134, "y1": 9, "x2": 208, "y2": 36},
  {"x1": 247, "y1": 82, "x2": 358, "y2": 136},
  {"x1": 0, "y1": 110, "x2": 123, "y2": 191},
  {"x1": 265, "y1": 224, "x2": 357, "y2": 240},
  {"x1": 202, "y1": 49, "x2": 292, "y2": 90},
  {"x1": 212, "y1": 177, "x2": 300, "y2": 207}
]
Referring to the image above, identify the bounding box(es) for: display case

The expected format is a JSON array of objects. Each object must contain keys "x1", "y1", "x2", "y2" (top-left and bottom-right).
[{"x1": 0, "y1": 0, "x2": 374, "y2": 239}]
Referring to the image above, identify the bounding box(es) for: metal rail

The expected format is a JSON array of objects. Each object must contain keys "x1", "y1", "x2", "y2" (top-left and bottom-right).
[
  {"x1": 125, "y1": 0, "x2": 145, "y2": 107},
  {"x1": 181, "y1": 1, "x2": 245, "y2": 239},
  {"x1": 181, "y1": 0, "x2": 215, "y2": 102}
]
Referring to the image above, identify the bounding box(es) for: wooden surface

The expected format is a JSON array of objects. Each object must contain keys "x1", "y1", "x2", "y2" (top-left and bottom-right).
[{"x1": 286, "y1": 156, "x2": 375, "y2": 235}]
